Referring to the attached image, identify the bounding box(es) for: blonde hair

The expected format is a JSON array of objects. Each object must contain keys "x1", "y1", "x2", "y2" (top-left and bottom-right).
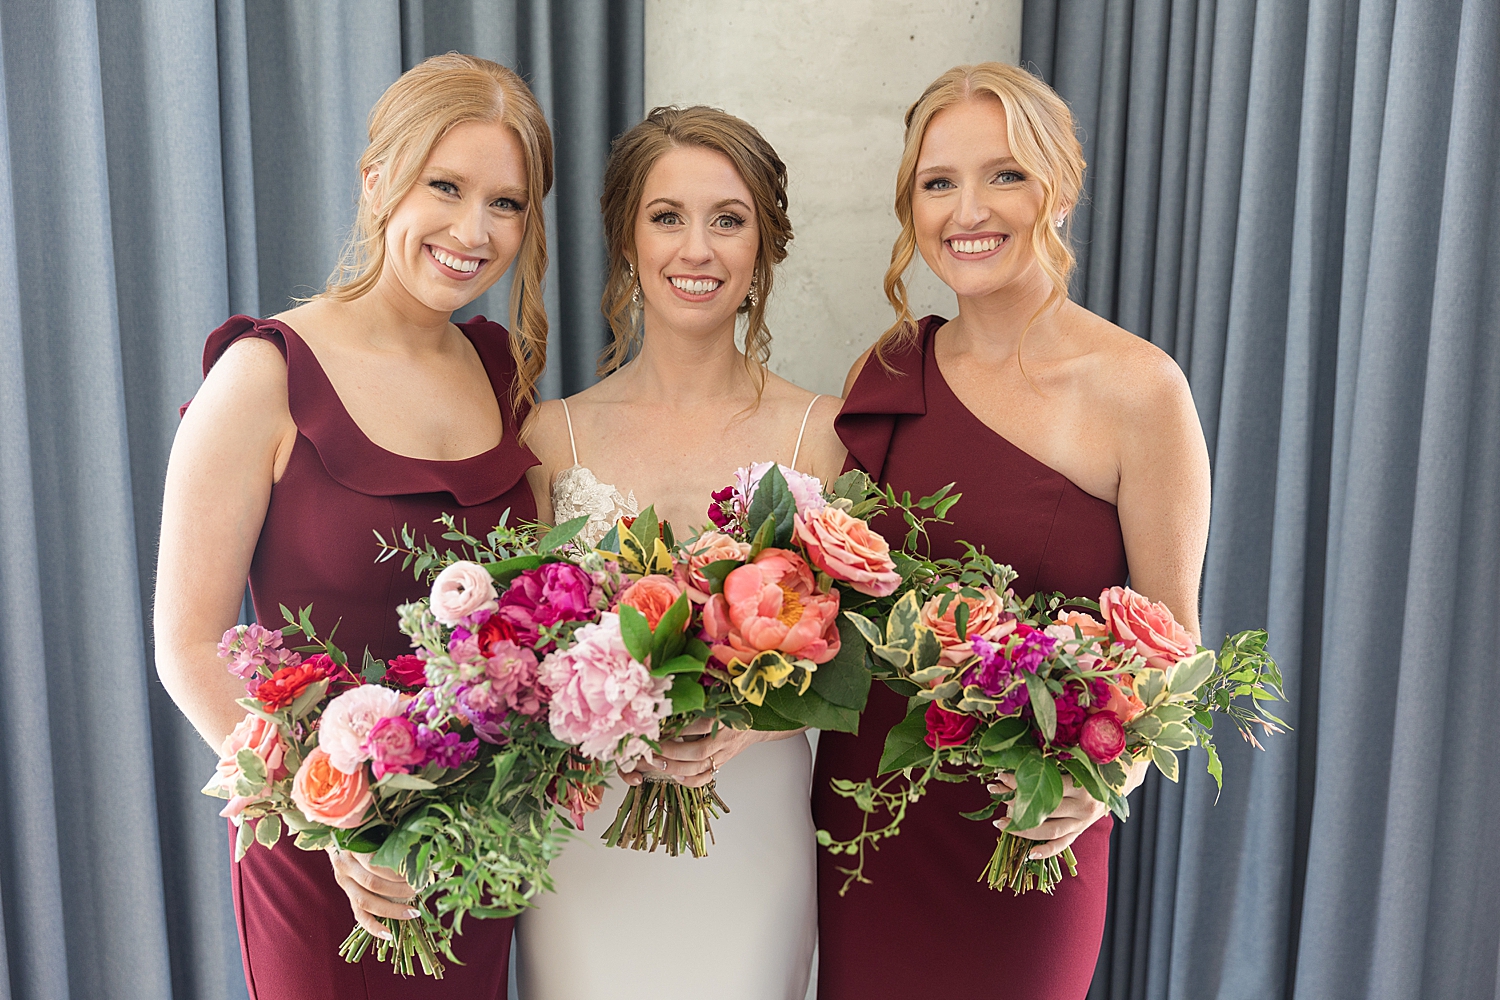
[
  {"x1": 321, "y1": 53, "x2": 554, "y2": 417},
  {"x1": 876, "y1": 62, "x2": 1084, "y2": 369},
  {"x1": 597, "y1": 106, "x2": 792, "y2": 393}
]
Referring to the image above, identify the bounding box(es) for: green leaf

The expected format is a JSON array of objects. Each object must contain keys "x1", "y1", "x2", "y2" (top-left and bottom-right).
[
  {"x1": 1151, "y1": 745, "x2": 1180, "y2": 782},
  {"x1": 954, "y1": 601, "x2": 970, "y2": 641},
  {"x1": 667, "y1": 673, "x2": 705, "y2": 714},
  {"x1": 651, "y1": 654, "x2": 705, "y2": 678},
  {"x1": 288, "y1": 678, "x2": 331, "y2": 721},
  {"x1": 648, "y1": 592, "x2": 692, "y2": 667},
  {"x1": 1096, "y1": 757, "x2": 1129, "y2": 792},
  {"x1": 978, "y1": 716, "x2": 1030, "y2": 752},
  {"x1": 1135, "y1": 668, "x2": 1167, "y2": 707},
  {"x1": 628, "y1": 506, "x2": 658, "y2": 548},
  {"x1": 1166, "y1": 649, "x2": 1215, "y2": 696},
  {"x1": 878, "y1": 703, "x2": 933, "y2": 775},
  {"x1": 1007, "y1": 751, "x2": 1063, "y2": 832},
  {"x1": 538, "y1": 515, "x2": 590, "y2": 553},
  {"x1": 886, "y1": 592, "x2": 921, "y2": 645},
  {"x1": 235, "y1": 748, "x2": 267, "y2": 786},
  {"x1": 618, "y1": 604, "x2": 652, "y2": 665},
  {"x1": 745, "y1": 464, "x2": 798, "y2": 549},
  {"x1": 748, "y1": 514, "x2": 777, "y2": 559},
  {"x1": 370, "y1": 817, "x2": 425, "y2": 874},
  {"x1": 1060, "y1": 754, "x2": 1108, "y2": 804},
  {"x1": 596, "y1": 523, "x2": 621, "y2": 553},
  {"x1": 375, "y1": 772, "x2": 439, "y2": 791},
  {"x1": 699, "y1": 559, "x2": 742, "y2": 595},
  {"x1": 914, "y1": 628, "x2": 943, "y2": 672},
  {"x1": 1202, "y1": 736, "x2": 1223, "y2": 795},
  {"x1": 234, "y1": 820, "x2": 255, "y2": 861},
  {"x1": 1025, "y1": 673, "x2": 1057, "y2": 742},
  {"x1": 808, "y1": 618, "x2": 872, "y2": 711},
  {"x1": 361, "y1": 649, "x2": 384, "y2": 683},
  {"x1": 747, "y1": 699, "x2": 802, "y2": 731},
  {"x1": 763, "y1": 684, "x2": 860, "y2": 733},
  {"x1": 483, "y1": 553, "x2": 545, "y2": 588},
  {"x1": 843, "y1": 611, "x2": 883, "y2": 648},
  {"x1": 255, "y1": 814, "x2": 283, "y2": 849}
]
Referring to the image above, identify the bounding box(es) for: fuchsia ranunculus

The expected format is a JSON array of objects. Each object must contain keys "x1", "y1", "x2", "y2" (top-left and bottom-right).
[
  {"x1": 924, "y1": 702, "x2": 977, "y2": 748},
  {"x1": 703, "y1": 548, "x2": 841, "y2": 668},
  {"x1": 1079, "y1": 710, "x2": 1127, "y2": 763},
  {"x1": 497, "y1": 562, "x2": 599, "y2": 646}
]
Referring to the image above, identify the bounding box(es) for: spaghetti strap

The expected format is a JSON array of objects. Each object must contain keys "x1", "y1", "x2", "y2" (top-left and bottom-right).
[
  {"x1": 790, "y1": 395, "x2": 823, "y2": 471},
  {"x1": 560, "y1": 397, "x2": 579, "y2": 466}
]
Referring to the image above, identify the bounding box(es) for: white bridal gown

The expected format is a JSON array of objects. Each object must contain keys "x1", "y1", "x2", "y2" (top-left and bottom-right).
[{"x1": 515, "y1": 400, "x2": 818, "y2": 1000}]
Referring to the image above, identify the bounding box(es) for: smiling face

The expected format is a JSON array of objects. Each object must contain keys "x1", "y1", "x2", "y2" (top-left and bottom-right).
[
  {"x1": 911, "y1": 96, "x2": 1059, "y2": 302},
  {"x1": 632, "y1": 143, "x2": 759, "y2": 340},
  {"x1": 375, "y1": 118, "x2": 529, "y2": 317}
]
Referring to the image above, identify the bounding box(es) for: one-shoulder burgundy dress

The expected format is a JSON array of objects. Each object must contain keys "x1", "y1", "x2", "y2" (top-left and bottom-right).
[
  {"x1": 196, "y1": 315, "x2": 538, "y2": 1000},
  {"x1": 812, "y1": 316, "x2": 1128, "y2": 1000}
]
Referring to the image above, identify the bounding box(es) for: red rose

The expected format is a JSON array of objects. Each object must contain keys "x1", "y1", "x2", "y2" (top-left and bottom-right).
[
  {"x1": 384, "y1": 654, "x2": 428, "y2": 688},
  {"x1": 476, "y1": 617, "x2": 520, "y2": 656},
  {"x1": 256, "y1": 655, "x2": 337, "y2": 711},
  {"x1": 923, "y1": 702, "x2": 978, "y2": 749},
  {"x1": 1079, "y1": 710, "x2": 1126, "y2": 763}
]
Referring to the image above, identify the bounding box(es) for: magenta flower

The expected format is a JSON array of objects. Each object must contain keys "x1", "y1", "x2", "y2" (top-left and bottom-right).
[
  {"x1": 367, "y1": 716, "x2": 427, "y2": 779},
  {"x1": 707, "y1": 485, "x2": 735, "y2": 529},
  {"x1": 496, "y1": 562, "x2": 599, "y2": 647},
  {"x1": 967, "y1": 626, "x2": 1057, "y2": 714},
  {"x1": 415, "y1": 724, "x2": 477, "y2": 769}
]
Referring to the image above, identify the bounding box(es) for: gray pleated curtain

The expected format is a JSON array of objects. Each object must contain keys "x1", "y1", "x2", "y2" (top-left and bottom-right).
[
  {"x1": 1022, "y1": 3, "x2": 1500, "y2": 999},
  {"x1": 0, "y1": 3, "x2": 641, "y2": 999}
]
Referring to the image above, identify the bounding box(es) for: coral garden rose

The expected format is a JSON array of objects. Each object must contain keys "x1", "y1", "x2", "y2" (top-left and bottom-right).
[
  {"x1": 794, "y1": 506, "x2": 901, "y2": 597},
  {"x1": 919, "y1": 584, "x2": 1017, "y2": 667},
  {"x1": 1099, "y1": 586, "x2": 1195, "y2": 670},
  {"x1": 291, "y1": 747, "x2": 373, "y2": 829},
  {"x1": 254, "y1": 654, "x2": 339, "y2": 711},
  {"x1": 556, "y1": 777, "x2": 605, "y2": 830},
  {"x1": 366, "y1": 715, "x2": 427, "y2": 779},
  {"x1": 674, "y1": 531, "x2": 751, "y2": 603},
  {"x1": 735, "y1": 462, "x2": 826, "y2": 517},
  {"x1": 616, "y1": 575, "x2": 685, "y2": 630},
  {"x1": 383, "y1": 654, "x2": 429, "y2": 688},
  {"x1": 210, "y1": 713, "x2": 289, "y2": 819},
  {"x1": 1100, "y1": 676, "x2": 1147, "y2": 723},
  {"x1": 318, "y1": 684, "x2": 405, "y2": 774},
  {"x1": 924, "y1": 702, "x2": 978, "y2": 749},
  {"x1": 430, "y1": 561, "x2": 499, "y2": 625},
  {"x1": 538, "y1": 613, "x2": 673, "y2": 764},
  {"x1": 497, "y1": 562, "x2": 599, "y2": 646},
  {"x1": 1079, "y1": 710, "x2": 1127, "y2": 763},
  {"x1": 1054, "y1": 610, "x2": 1110, "y2": 638},
  {"x1": 703, "y1": 548, "x2": 841, "y2": 668}
]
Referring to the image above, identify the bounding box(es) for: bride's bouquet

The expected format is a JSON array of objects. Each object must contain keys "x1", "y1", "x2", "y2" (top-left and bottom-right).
[
  {"x1": 542, "y1": 465, "x2": 904, "y2": 857},
  {"x1": 819, "y1": 545, "x2": 1286, "y2": 895},
  {"x1": 203, "y1": 514, "x2": 608, "y2": 978}
]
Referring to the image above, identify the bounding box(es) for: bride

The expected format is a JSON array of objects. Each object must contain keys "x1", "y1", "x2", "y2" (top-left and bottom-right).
[{"x1": 516, "y1": 106, "x2": 842, "y2": 999}]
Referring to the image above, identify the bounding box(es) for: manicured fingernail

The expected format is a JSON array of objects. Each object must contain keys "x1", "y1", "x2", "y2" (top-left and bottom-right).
[
  {"x1": 377, "y1": 927, "x2": 393, "y2": 940},
  {"x1": 403, "y1": 908, "x2": 420, "y2": 919}
]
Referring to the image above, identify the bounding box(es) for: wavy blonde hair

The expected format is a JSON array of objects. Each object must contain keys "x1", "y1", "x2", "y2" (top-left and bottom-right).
[
  {"x1": 597, "y1": 106, "x2": 792, "y2": 394},
  {"x1": 320, "y1": 52, "x2": 554, "y2": 417},
  {"x1": 876, "y1": 62, "x2": 1084, "y2": 369}
]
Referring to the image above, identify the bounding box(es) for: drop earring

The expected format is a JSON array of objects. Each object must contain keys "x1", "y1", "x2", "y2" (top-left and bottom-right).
[
  {"x1": 746, "y1": 274, "x2": 759, "y2": 308},
  {"x1": 627, "y1": 262, "x2": 641, "y2": 305}
]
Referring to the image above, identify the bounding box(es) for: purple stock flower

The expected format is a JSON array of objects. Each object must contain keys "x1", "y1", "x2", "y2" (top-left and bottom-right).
[
  {"x1": 217, "y1": 623, "x2": 299, "y2": 679},
  {"x1": 415, "y1": 724, "x2": 478, "y2": 769},
  {"x1": 496, "y1": 563, "x2": 599, "y2": 647},
  {"x1": 966, "y1": 625, "x2": 1059, "y2": 713}
]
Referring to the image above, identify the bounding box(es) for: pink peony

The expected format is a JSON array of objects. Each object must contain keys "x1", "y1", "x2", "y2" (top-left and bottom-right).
[
  {"x1": 210, "y1": 713, "x2": 289, "y2": 819},
  {"x1": 794, "y1": 506, "x2": 901, "y2": 597},
  {"x1": 367, "y1": 716, "x2": 427, "y2": 779},
  {"x1": 919, "y1": 584, "x2": 1017, "y2": 667},
  {"x1": 496, "y1": 562, "x2": 599, "y2": 646},
  {"x1": 616, "y1": 575, "x2": 685, "y2": 630},
  {"x1": 703, "y1": 548, "x2": 841, "y2": 668},
  {"x1": 538, "y1": 613, "x2": 672, "y2": 763},
  {"x1": 1079, "y1": 710, "x2": 1127, "y2": 763},
  {"x1": 674, "y1": 531, "x2": 751, "y2": 603},
  {"x1": 924, "y1": 702, "x2": 978, "y2": 749},
  {"x1": 318, "y1": 685, "x2": 405, "y2": 774},
  {"x1": 430, "y1": 561, "x2": 499, "y2": 625},
  {"x1": 735, "y1": 461, "x2": 826, "y2": 517},
  {"x1": 218, "y1": 623, "x2": 299, "y2": 679},
  {"x1": 291, "y1": 747, "x2": 372, "y2": 829},
  {"x1": 1099, "y1": 587, "x2": 1195, "y2": 670}
]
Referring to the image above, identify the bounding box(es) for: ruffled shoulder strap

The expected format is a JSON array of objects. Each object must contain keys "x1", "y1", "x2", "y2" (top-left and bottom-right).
[
  {"x1": 180, "y1": 315, "x2": 287, "y2": 416},
  {"x1": 834, "y1": 315, "x2": 944, "y2": 482}
]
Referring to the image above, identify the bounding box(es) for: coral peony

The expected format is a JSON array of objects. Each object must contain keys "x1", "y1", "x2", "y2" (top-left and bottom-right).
[
  {"x1": 318, "y1": 685, "x2": 405, "y2": 774},
  {"x1": 924, "y1": 702, "x2": 978, "y2": 748},
  {"x1": 367, "y1": 716, "x2": 427, "y2": 779},
  {"x1": 674, "y1": 531, "x2": 751, "y2": 603},
  {"x1": 1079, "y1": 710, "x2": 1127, "y2": 763},
  {"x1": 430, "y1": 561, "x2": 498, "y2": 625},
  {"x1": 538, "y1": 613, "x2": 672, "y2": 764},
  {"x1": 616, "y1": 575, "x2": 685, "y2": 630},
  {"x1": 383, "y1": 654, "x2": 429, "y2": 688},
  {"x1": 794, "y1": 506, "x2": 901, "y2": 597},
  {"x1": 209, "y1": 713, "x2": 289, "y2": 819},
  {"x1": 496, "y1": 562, "x2": 599, "y2": 646},
  {"x1": 1099, "y1": 587, "x2": 1195, "y2": 670},
  {"x1": 735, "y1": 461, "x2": 826, "y2": 517},
  {"x1": 291, "y1": 747, "x2": 372, "y2": 829},
  {"x1": 702, "y1": 548, "x2": 841, "y2": 668},
  {"x1": 920, "y1": 584, "x2": 1017, "y2": 667},
  {"x1": 255, "y1": 654, "x2": 339, "y2": 711}
]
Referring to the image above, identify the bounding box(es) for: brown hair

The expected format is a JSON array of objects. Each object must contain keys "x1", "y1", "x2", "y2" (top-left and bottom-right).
[
  {"x1": 876, "y1": 62, "x2": 1084, "y2": 369},
  {"x1": 320, "y1": 52, "x2": 554, "y2": 417},
  {"x1": 597, "y1": 106, "x2": 792, "y2": 390}
]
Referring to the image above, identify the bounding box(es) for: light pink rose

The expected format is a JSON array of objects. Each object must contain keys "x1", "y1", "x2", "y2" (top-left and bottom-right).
[
  {"x1": 919, "y1": 584, "x2": 1016, "y2": 666},
  {"x1": 674, "y1": 532, "x2": 751, "y2": 603},
  {"x1": 318, "y1": 685, "x2": 405, "y2": 774},
  {"x1": 793, "y1": 506, "x2": 901, "y2": 596},
  {"x1": 1099, "y1": 586, "x2": 1195, "y2": 670},
  {"x1": 430, "y1": 561, "x2": 499, "y2": 625},
  {"x1": 538, "y1": 612, "x2": 673, "y2": 764},
  {"x1": 702, "y1": 548, "x2": 841, "y2": 667},
  {"x1": 291, "y1": 747, "x2": 372, "y2": 829},
  {"x1": 211, "y1": 713, "x2": 289, "y2": 819}
]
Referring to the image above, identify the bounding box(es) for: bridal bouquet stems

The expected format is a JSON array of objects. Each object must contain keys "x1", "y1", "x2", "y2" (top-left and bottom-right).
[
  {"x1": 819, "y1": 545, "x2": 1287, "y2": 896},
  {"x1": 545, "y1": 465, "x2": 908, "y2": 858},
  {"x1": 203, "y1": 513, "x2": 609, "y2": 978}
]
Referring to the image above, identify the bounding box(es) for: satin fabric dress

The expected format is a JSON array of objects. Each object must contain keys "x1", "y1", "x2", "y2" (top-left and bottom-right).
[
  {"x1": 811, "y1": 315, "x2": 1129, "y2": 1000},
  {"x1": 195, "y1": 315, "x2": 538, "y2": 1000}
]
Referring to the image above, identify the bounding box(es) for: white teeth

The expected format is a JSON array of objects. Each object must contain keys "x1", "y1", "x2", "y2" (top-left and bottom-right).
[
  {"x1": 670, "y1": 276, "x2": 723, "y2": 295},
  {"x1": 432, "y1": 247, "x2": 480, "y2": 273},
  {"x1": 950, "y1": 237, "x2": 1003, "y2": 254}
]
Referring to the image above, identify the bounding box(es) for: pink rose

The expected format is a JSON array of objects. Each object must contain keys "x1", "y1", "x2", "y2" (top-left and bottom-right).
[
  {"x1": 703, "y1": 548, "x2": 841, "y2": 668},
  {"x1": 794, "y1": 506, "x2": 901, "y2": 597},
  {"x1": 923, "y1": 702, "x2": 977, "y2": 749},
  {"x1": 367, "y1": 716, "x2": 427, "y2": 779},
  {"x1": 318, "y1": 685, "x2": 405, "y2": 774},
  {"x1": 210, "y1": 713, "x2": 289, "y2": 819},
  {"x1": 674, "y1": 531, "x2": 751, "y2": 603},
  {"x1": 1099, "y1": 587, "x2": 1195, "y2": 670},
  {"x1": 1079, "y1": 710, "x2": 1126, "y2": 763},
  {"x1": 290, "y1": 747, "x2": 372, "y2": 828},
  {"x1": 919, "y1": 584, "x2": 1016, "y2": 667},
  {"x1": 430, "y1": 561, "x2": 499, "y2": 625},
  {"x1": 616, "y1": 575, "x2": 685, "y2": 630},
  {"x1": 538, "y1": 612, "x2": 673, "y2": 763}
]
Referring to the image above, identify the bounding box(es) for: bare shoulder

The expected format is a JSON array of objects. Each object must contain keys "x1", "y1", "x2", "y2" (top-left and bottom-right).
[
  {"x1": 521, "y1": 397, "x2": 575, "y2": 471},
  {"x1": 762, "y1": 371, "x2": 847, "y2": 480},
  {"x1": 1065, "y1": 306, "x2": 1195, "y2": 427},
  {"x1": 843, "y1": 346, "x2": 875, "y2": 397},
  {"x1": 194, "y1": 333, "x2": 290, "y2": 420}
]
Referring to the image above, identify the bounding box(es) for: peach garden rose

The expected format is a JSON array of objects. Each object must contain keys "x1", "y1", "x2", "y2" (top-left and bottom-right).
[
  {"x1": 1098, "y1": 586, "x2": 1194, "y2": 669},
  {"x1": 290, "y1": 746, "x2": 373, "y2": 829},
  {"x1": 919, "y1": 583, "x2": 1016, "y2": 667},
  {"x1": 793, "y1": 506, "x2": 902, "y2": 597}
]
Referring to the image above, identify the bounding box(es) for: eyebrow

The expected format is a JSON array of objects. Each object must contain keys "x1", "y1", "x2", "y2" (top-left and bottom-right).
[
  {"x1": 644, "y1": 197, "x2": 753, "y2": 212},
  {"x1": 917, "y1": 157, "x2": 1020, "y2": 175}
]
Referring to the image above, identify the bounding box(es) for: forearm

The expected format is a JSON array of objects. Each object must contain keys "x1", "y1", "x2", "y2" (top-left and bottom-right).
[{"x1": 156, "y1": 640, "x2": 257, "y2": 750}]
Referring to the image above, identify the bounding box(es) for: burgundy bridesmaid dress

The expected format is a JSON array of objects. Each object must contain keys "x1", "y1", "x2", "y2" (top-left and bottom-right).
[
  {"x1": 812, "y1": 316, "x2": 1129, "y2": 1000},
  {"x1": 196, "y1": 315, "x2": 538, "y2": 1000}
]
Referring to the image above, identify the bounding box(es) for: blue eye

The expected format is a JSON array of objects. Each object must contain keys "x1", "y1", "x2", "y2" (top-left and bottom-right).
[
  {"x1": 996, "y1": 170, "x2": 1025, "y2": 184},
  {"x1": 430, "y1": 180, "x2": 459, "y2": 195},
  {"x1": 650, "y1": 211, "x2": 681, "y2": 226},
  {"x1": 922, "y1": 177, "x2": 955, "y2": 191}
]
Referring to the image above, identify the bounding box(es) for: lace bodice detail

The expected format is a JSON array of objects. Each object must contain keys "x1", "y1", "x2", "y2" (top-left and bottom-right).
[{"x1": 551, "y1": 464, "x2": 638, "y2": 548}]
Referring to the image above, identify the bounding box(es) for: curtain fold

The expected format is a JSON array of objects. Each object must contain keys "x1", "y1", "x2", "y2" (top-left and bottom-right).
[
  {"x1": 1022, "y1": 2, "x2": 1500, "y2": 999},
  {"x1": 0, "y1": 4, "x2": 642, "y2": 998}
]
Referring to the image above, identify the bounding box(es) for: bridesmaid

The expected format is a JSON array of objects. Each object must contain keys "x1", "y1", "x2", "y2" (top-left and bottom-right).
[
  {"x1": 154, "y1": 54, "x2": 552, "y2": 998},
  {"x1": 812, "y1": 63, "x2": 1211, "y2": 998}
]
